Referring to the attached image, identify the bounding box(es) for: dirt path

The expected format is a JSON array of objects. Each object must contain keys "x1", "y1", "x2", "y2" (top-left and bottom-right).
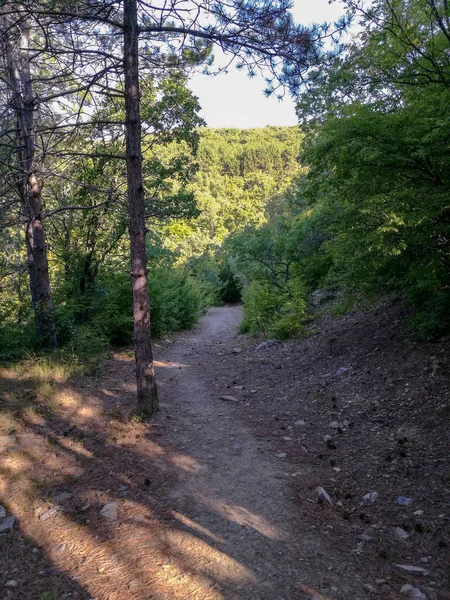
[{"x1": 152, "y1": 305, "x2": 328, "y2": 599}]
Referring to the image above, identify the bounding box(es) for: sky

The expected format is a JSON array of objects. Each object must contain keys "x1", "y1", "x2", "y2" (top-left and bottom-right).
[{"x1": 188, "y1": 0, "x2": 347, "y2": 129}]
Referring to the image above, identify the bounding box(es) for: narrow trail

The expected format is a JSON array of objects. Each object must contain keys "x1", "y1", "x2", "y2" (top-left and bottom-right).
[{"x1": 152, "y1": 306, "x2": 326, "y2": 599}]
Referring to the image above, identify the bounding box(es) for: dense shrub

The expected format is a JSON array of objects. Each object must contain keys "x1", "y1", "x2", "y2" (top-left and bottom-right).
[
  {"x1": 149, "y1": 266, "x2": 203, "y2": 338},
  {"x1": 240, "y1": 277, "x2": 307, "y2": 339},
  {"x1": 0, "y1": 319, "x2": 38, "y2": 362}
]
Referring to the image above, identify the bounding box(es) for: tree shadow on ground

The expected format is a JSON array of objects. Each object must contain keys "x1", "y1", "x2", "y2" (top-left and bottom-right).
[{"x1": 0, "y1": 357, "x2": 330, "y2": 600}]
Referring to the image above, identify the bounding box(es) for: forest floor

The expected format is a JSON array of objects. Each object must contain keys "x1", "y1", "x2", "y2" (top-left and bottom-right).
[{"x1": 0, "y1": 302, "x2": 449, "y2": 600}]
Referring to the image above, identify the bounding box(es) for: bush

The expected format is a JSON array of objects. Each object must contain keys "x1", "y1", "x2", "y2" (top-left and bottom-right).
[
  {"x1": 91, "y1": 274, "x2": 134, "y2": 346},
  {"x1": 184, "y1": 252, "x2": 223, "y2": 307},
  {"x1": 0, "y1": 318, "x2": 38, "y2": 362},
  {"x1": 219, "y1": 262, "x2": 242, "y2": 303},
  {"x1": 240, "y1": 277, "x2": 307, "y2": 339},
  {"x1": 149, "y1": 266, "x2": 202, "y2": 337},
  {"x1": 65, "y1": 324, "x2": 109, "y2": 357},
  {"x1": 88, "y1": 267, "x2": 203, "y2": 343}
]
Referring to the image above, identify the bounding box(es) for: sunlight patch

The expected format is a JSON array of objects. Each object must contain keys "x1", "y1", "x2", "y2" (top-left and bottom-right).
[
  {"x1": 171, "y1": 510, "x2": 225, "y2": 543},
  {"x1": 200, "y1": 497, "x2": 286, "y2": 541},
  {"x1": 168, "y1": 454, "x2": 203, "y2": 473}
]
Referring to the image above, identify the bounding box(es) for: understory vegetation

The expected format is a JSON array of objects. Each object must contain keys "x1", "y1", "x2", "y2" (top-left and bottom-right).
[
  {"x1": 0, "y1": 125, "x2": 301, "y2": 361},
  {"x1": 225, "y1": 0, "x2": 450, "y2": 339},
  {"x1": 1, "y1": 0, "x2": 450, "y2": 370}
]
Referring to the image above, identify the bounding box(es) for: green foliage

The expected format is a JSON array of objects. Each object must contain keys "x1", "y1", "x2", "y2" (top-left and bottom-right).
[
  {"x1": 0, "y1": 318, "x2": 37, "y2": 362},
  {"x1": 229, "y1": 214, "x2": 309, "y2": 338},
  {"x1": 163, "y1": 126, "x2": 302, "y2": 258},
  {"x1": 294, "y1": 52, "x2": 450, "y2": 336},
  {"x1": 90, "y1": 274, "x2": 134, "y2": 346},
  {"x1": 149, "y1": 265, "x2": 202, "y2": 338},
  {"x1": 240, "y1": 277, "x2": 307, "y2": 339},
  {"x1": 218, "y1": 262, "x2": 242, "y2": 303},
  {"x1": 0, "y1": 122, "x2": 301, "y2": 360},
  {"x1": 54, "y1": 262, "x2": 203, "y2": 347},
  {"x1": 185, "y1": 252, "x2": 223, "y2": 307},
  {"x1": 160, "y1": 126, "x2": 302, "y2": 311},
  {"x1": 223, "y1": 0, "x2": 450, "y2": 339}
]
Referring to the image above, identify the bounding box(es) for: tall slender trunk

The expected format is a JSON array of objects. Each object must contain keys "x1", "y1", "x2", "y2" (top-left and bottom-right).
[
  {"x1": 123, "y1": 0, "x2": 159, "y2": 415},
  {"x1": 24, "y1": 174, "x2": 57, "y2": 347},
  {"x1": 3, "y1": 12, "x2": 57, "y2": 347}
]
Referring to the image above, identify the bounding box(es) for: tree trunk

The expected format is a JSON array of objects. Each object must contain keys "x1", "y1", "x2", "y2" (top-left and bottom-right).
[
  {"x1": 3, "y1": 11, "x2": 57, "y2": 347},
  {"x1": 123, "y1": 0, "x2": 159, "y2": 415},
  {"x1": 25, "y1": 175, "x2": 57, "y2": 347}
]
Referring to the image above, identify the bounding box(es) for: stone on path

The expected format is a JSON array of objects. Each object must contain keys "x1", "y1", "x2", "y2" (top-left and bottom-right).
[
  {"x1": 255, "y1": 339, "x2": 278, "y2": 350},
  {"x1": 394, "y1": 564, "x2": 428, "y2": 575},
  {"x1": 100, "y1": 502, "x2": 118, "y2": 521},
  {"x1": 400, "y1": 584, "x2": 427, "y2": 599},
  {"x1": 363, "y1": 491, "x2": 379, "y2": 503},
  {"x1": 394, "y1": 526, "x2": 410, "y2": 540},
  {"x1": 219, "y1": 395, "x2": 240, "y2": 402},
  {"x1": 52, "y1": 492, "x2": 73, "y2": 503},
  {"x1": 336, "y1": 366, "x2": 350, "y2": 375},
  {"x1": 397, "y1": 496, "x2": 413, "y2": 506},
  {"x1": 0, "y1": 515, "x2": 16, "y2": 532},
  {"x1": 39, "y1": 506, "x2": 61, "y2": 521},
  {"x1": 0, "y1": 435, "x2": 16, "y2": 451},
  {"x1": 316, "y1": 486, "x2": 333, "y2": 505}
]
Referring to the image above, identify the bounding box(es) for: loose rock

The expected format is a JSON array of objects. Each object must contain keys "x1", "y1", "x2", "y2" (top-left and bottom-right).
[
  {"x1": 400, "y1": 584, "x2": 427, "y2": 599},
  {"x1": 0, "y1": 515, "x2": 16, "y2": 532},
  {"x1": 39, "y1": 506, "x2": 61, "y2": 521},
  {"x1": 52, "y1": 492, "x2": 73, "y2": 503},
  {"x1": 315, "y1": 486, "x2": 333, "y2": 505},
  {"x1": 5, "y1": 580, "x2": 18, "y2": 588},
  {"x1": 394, "y1": 565, "x2": 428, "y2": 575},
  {"x1": 0, "y1": 435, "x2": 16, "y2": 451},
  {"x1": 336, "y1": 366, "x2": 350, "y2": 375},
  {"x1": 128, "y1": 580, "x2": 140, "y2": 591},
  {"x1": 363, "y1": 491, "x2": 379, "y2": 503},
  {"x1": 0, "y1": 505, "x2": 6, "y2": 518},
  {"x1": 397, "y1": 496, "x2": 413, "y2": 506},
  {"x1": 219, "y1": 395, "x2": 240, "y2": 402},
  {"x1": 255, "y1": 339, "x2": 278, "y2": 350},
  {"x1": 394, "y1": 526, "x2": 410, "y2": 540},
  {"x1": 295, "y1": 420, "x2": 306, "y2": 426},
  {"x1": 100, "y1": 502, "x2": 118, "y2": 521}
]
